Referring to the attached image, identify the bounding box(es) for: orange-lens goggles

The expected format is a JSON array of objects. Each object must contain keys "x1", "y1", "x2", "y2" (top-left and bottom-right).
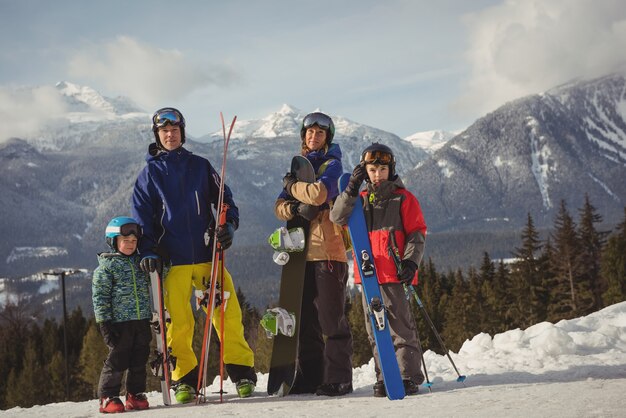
[{"x1": 362, "y1": 150, "x2": 393, "y2": 164}]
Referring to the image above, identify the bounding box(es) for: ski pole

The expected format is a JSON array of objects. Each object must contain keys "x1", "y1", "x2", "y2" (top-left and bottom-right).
[
  {"x1": 401, "y1": 284, "x2": 432, "y2": 392},
  {"x1": 407, "y1": 285, "x2": 466, "y2": 384}
]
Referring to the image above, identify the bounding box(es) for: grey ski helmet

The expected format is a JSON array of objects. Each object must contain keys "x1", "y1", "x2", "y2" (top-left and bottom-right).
[{"x1": 300, "y1": 112, "x2": 335, "y2": 145}]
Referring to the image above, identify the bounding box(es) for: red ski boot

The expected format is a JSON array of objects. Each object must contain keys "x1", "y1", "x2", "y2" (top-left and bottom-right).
[
  {"x1": 99, "y1": 397, "x2": 125, "y2": 413},
  {"x1": 125, "y1": 393, "x2": 149, "y2": 410}
]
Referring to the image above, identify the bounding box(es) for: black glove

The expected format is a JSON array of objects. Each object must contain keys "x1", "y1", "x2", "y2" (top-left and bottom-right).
[
  {"x1": 140, "y1": 256, "x2": 162, "y2": 274},
  {"x1": 398, "y1": 259, "x2": 418, "y2": 284},
  {"x1": 297, "y1": 204, "x2": 320, "y2": 221},
  {"x1": 216, "y1": 222, "x2": 235, "y2": 250},
  {"x1": 282, "y1": 172, "x2": 298, "y2": 196},
  {"x1": 345, "y1": 164, "x2": 367, "y2": 196},
  {"x1": 99, "y1": 321, "x2": 119, "y2": 348}
]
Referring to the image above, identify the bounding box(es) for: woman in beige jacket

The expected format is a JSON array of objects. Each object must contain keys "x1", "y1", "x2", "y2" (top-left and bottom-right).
[{"x1": 274, "y1": 112, "x2": 353, "y2": 397}]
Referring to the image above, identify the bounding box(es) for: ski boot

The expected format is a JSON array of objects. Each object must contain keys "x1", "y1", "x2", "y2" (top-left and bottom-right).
[
  {"x1": 174, "y1": 383, "x2": 195, "y2": 404},
  {"x1": 99, "y1": 396, "x2": 125, "y2": 413},
  {"x1": 125, "y1": 393, "x2": 149, "y2": 410},
  {"x1": 236, "y1": 379, "x2": 256, "y2": 398}
]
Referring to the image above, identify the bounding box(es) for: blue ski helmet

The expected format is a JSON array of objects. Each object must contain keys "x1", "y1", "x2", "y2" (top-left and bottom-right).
[
  {"x1": 300, "y1": 112, "x2": 335, "y2": 145},
  {"x1": 105, "y1": 217, "x2": 142, "y2": 251},
  {"x1": 151, "y1": 107, "x2": 186, "y2": 149}
]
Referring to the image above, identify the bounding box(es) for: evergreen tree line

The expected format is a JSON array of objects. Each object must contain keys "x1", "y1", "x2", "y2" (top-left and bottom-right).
[{"x1": 1, "y1": 197, "x2": 625, "y2": 409}]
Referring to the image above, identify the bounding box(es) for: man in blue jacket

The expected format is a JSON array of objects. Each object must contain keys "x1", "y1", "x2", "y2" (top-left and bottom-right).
[{"x1": 131, "y1": 107, "x2": 256, "y2": 403}]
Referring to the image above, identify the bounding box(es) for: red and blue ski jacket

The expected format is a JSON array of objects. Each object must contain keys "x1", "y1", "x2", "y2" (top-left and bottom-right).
[
  {"x1": 330, "y1": 176, "x2": 427, "y2": 285},
  {"x1": 132, "y1": 144, "x2": 239, "y2": 266}
]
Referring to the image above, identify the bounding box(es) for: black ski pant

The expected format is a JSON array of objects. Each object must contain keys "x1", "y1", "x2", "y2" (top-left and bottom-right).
[
  {"x1": 295, "y1": 260, "x2": 353, "y2": 390},
  {"x1": 361, "y1": 284, "x2": 424, "y2": 384},
  {"x1": 98, "y1": 319, "x2": 151, "y2": 398}
]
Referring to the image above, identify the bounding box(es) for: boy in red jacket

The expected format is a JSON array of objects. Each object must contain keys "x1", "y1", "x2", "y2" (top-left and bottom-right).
[{"x1": 330, "y1": 142, "x2": 427, "y2": 397}]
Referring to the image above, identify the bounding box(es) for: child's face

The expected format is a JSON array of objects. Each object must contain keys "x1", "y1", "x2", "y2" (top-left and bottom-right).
[
  {"x1": 116, "y1": 235, "x2": 138, "y2": 256},
  {"x1": 366, "y1": 164, "x2": 389, "y2": 186}
]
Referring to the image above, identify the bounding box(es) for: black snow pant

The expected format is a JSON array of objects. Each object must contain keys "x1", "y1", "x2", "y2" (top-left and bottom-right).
[
  {"x1": 98, "y1": 319, "x2": 152, "y2": 398},
  {"x1": 292, "y1": 260, "x2": 353, "y2": 392},
  {"x1": 361, "y1": 283, "x2": 424, "y2": 384}
]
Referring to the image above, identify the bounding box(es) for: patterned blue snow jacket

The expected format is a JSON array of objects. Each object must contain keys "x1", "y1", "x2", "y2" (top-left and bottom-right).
[
  {"x1": 92, "y1": 252, "x2": 152, "y2": 324},
  {"x1": 277, "y1": 143, "x2": 344, "y2": 205},
  {"x1": 132, "y1": 144, "x2": 239, "y2": 266}
]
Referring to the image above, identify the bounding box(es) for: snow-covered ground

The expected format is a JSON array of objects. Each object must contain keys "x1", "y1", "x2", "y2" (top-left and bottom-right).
[{"x1": 3, "y1": 302, "x2": 626, "y2": 417}]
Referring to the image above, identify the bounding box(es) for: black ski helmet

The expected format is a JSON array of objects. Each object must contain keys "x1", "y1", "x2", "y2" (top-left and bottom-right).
[
  {"x1": 151, "y1": 107, "x2": 186, "y2": 149},
  {"x1": 300, "y1": 112, "x2": 335, "y2": 145},
  {"x1": 360, "y1": 142, "x2": 396, "y2": 179}
]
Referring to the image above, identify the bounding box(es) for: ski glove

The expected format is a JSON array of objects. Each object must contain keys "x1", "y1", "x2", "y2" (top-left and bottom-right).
[
  {"x1": 140, "y1": 256, "x2": 162, "y2": 274},
  {"x1": 289, "y1": 201, "x2": 319, "y2": 221},
  {"x1": 99, "y1": 321, "x2": 119, "y2": 348},
  {"x1": 297, "y1": 204, "x2": 320, "y2": 221},
  {"x1": 282, "y1": 172, "x2": 298, "y2": 196},
  {"x1": 345, "y1": 164, "x2": 367, "y2": 196},
  {"x1": 216, "y1": 222, "x2": 235, "y2": 250},
  {"x1": 398, "y1": 259, "x2": 418, "y2": 284}
]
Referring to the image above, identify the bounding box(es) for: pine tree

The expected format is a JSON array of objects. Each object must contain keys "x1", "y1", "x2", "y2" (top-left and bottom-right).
[
  {"x1": 548, "y1": 200, "x2": 586, "y2": 320},
  {"x1": 441, "y1": 269, "x2": 473, "y2": 352},
  {"x1": 4, "y1": 338, "x2": 47, "y2": 408},
  {"x1": 77, "y1": 320, "x2": 109, "y2": 398},
  {"x1": 601, "y1": 207, "x2": 626, "y2": 305},
  {"x1": 509, "y1": 213, "x2": 546, "y2": 327},
  {"x1": 578, "y1": 195, "x2": 609, "y2": 312}
]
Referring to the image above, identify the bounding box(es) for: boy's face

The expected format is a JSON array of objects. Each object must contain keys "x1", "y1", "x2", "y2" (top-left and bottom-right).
[
  {"x1": 366, "y1": 164, "x2": 389, "y2": 186},
  {"x1": 116, "y1": 235, "x2": 138, "y2": 256}
]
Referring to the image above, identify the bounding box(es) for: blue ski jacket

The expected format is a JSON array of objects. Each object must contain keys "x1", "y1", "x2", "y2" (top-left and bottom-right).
[
  {"x1": 92, "y1": 252, "x2": 152, "y2": 323},
  {"x1": 132, "y1": 144, "x2": 239, "y2": 266}
]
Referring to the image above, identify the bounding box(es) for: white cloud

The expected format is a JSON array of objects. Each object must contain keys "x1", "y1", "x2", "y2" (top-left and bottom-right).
[
  {"x1": 67, "y1": 36, "x2": 240, "y2": 108},
  {"x1": 455, "y1": 0, "x2": 626, "y2": 117},
  {"x1": 0, "y1": 86, "x2": 67, "y2": 142}
]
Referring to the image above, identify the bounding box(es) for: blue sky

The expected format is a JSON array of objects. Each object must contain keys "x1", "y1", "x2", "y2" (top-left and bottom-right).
[{"x1": 1, "y1": 0, "x2": 625, "y2": 139}]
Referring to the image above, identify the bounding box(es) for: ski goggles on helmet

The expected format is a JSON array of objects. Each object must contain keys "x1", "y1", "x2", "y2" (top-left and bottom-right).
[
  {"x1": 153, "y1": 110, "x2": 183, "y2": 129},
  {"x1": 106, "y1": 223, "x2": 142, "y2": 238},
  {"x1": 303, "y1": 113, "x2": 333, "y2": 130},
  {"x1": 362, "y1": 150, "x2": 393, "y2": 165}
]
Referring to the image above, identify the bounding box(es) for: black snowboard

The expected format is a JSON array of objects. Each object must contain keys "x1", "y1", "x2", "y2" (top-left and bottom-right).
[{"x1": 267, "y1": 155, "x2": 316, "y2": 396}]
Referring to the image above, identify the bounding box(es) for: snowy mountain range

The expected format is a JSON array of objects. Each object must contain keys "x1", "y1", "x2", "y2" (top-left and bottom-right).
[
  {"x1": 406, "y1": 73, "x2": 626, "y2": 232},
  {"x1": 1, "y1": 74, "x2": 626, "y2": 307}
]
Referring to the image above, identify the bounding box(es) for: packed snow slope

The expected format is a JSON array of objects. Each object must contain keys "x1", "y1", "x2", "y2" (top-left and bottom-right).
[{"x1": 3, "y1": 302, "x2": 625, "y2": 417}]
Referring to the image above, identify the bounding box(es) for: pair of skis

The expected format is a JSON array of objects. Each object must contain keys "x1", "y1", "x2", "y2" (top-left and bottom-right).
[
  {"x1": 148, "y1": 113, "x2": 236, "y2": 406},
  {"x1": 196, "y1": 113, "x2": 236, "y2": 403}
]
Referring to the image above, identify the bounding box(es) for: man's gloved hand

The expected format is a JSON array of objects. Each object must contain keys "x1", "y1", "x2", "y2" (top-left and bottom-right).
[
  {"x1": 282, "y1": 172, "x2": 298, "y2": 196},
  {"x1": 297, "y1": 204, "x2": 320, "y2": 221},
  {"x1": 99, "y1": 321, "x2": 119, "y2": 348},
  {"x1": 345, "y1": 164, "x2": 367, "y2": 197},
  {"x1": 398, "y1": 259, "x2": 418, "y2": 284},
  {"x1": 140, "y1": 256, "x2": 162, "y2": 274},
  {"x1": 216, "y1": 222, "x2": 235, "y2": 250}
]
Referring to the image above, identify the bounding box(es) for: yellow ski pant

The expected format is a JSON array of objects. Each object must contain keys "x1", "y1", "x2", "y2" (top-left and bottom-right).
[{"x1": 163, "y1": 262, "x2": 254, "y2": 382}]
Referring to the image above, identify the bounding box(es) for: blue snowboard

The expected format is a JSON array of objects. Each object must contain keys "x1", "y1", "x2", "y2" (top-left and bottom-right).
[{"x1": 339, "y1": 173, "x2": 405, "y2": 400}]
